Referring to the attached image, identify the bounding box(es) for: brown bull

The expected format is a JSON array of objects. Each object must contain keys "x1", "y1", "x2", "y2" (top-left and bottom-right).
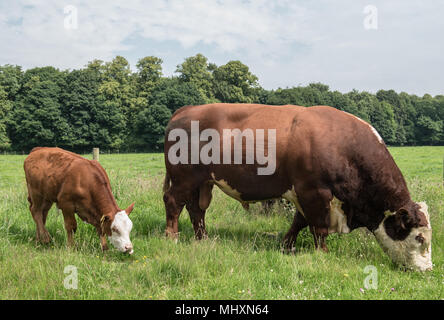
[{"x1": 163, "y1": 103, "x2": 432, "y2": 271}]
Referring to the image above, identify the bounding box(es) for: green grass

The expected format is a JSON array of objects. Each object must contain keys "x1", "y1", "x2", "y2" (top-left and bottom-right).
[{"x1": 0, "y1": 147, "x2": 443, "y2": 299}]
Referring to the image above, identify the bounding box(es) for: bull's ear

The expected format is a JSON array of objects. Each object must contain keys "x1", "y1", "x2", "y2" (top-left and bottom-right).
[
  {"x1": 396, "y1": 208, "x2": 414, "y2": 230},
  {"x1": 125, "y1": 202, "x2": 135, "y2": 216}
]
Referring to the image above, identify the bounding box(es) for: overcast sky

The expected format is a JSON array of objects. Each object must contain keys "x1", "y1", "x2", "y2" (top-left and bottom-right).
[{"x1": 1, "y1": 0, "x2": 443, "y2": 95}]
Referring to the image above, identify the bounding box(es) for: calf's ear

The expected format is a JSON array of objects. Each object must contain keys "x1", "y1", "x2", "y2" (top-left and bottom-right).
[
  {"x1": 125, "y1": 202, "x2": 135, "y2": 215},
  {"x1": 100, "y1": 215, "x2": 113, "y2": 236}
]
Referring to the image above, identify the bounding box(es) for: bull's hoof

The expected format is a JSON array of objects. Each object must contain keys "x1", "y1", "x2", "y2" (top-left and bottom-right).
[{"x1": 38, "y1": 231, "x2": 51, "y2": 244}]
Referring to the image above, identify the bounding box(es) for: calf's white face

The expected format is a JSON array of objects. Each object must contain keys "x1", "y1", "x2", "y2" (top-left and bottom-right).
[
  {"x1": 108, "y1": 211, "x2": 134, "y2": 254},
  {"x1": 374, "y1": 202, "x2": 432, "y2": 271}
]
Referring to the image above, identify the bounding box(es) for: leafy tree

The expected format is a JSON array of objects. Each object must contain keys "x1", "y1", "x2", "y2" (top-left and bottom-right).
[
  {"x1": 136, "y1": 56, "x2": 163, "y2": 99},
  {"x1": 415, "y1": 116, "x2": 442, "y2": 144},
  {"x1": 176, "y1": 54, "x2": 215, "y2": 102},
  {"x1": 150, "y1": 78, "x2": 207, "y2": 113},
  {"x1": 0, "y1": 85, "x2": 12, "y2": 150},
  {"x1": 60, "y1": 65, "x2": 102, "y2": 151},
  {"x1": 97, "y1": 56, "x2": 136, "y2": 149},
  {"x1": 8, "y1": 67, "x2": 69, "y2": 151},
  {"x1": 0, "y1": 65, "x2": 22, "y2": 101},
  {"x1": 370, "y1": 101, "x2": 397, "y2": 144},
  {"x1": 212, "y1": 60, "x2": 260, "y2": 103},
  {"x1": 133, "y1": 104, "x2": 172, "y2": 150}
]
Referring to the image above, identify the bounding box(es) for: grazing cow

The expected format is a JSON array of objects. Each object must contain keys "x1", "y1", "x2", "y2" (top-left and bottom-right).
[
  {"x1": 24, "y1": 147, "x2": 135, "y2": 254},
  {"x1": 163, "y1": 103, "x2": 432, "y2": 271}
]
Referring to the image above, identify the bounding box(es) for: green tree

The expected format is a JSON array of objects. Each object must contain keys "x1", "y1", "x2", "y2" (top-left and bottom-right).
[
  {"x1": 370, "y1": 101, "x2": 397, "y2": 145},
  {"x1": 150, "y1": 78, "x2": 207, "y2": 113},
  {"x1": 0, "y1": 85, "x2": 12, "y2": 150},
  {"x1": 176, "y1": 54, "x2": 215, "y2": 102},
  {"x1": 133, "y1": 104, "x2": 172, "y2": 150},
  {"x1": 212, "y1": 60, "x2": 260, "y2": 103},
  {"x1": 0, "y1": 65, "x2": 22, "y2": 101},
  {"x1": 8, "y1": 67, "x2": 69, "y2": 151},
  {"x1": 60, "y1": 65, "x2": 103, "y2": 151},
  {"x1": 136, "y1": 56, "x2": 163, "y2": 99},
  {"x1": 416, "y1": 116, "x2": 442, "y2": 144},
  {"x1": 97, "y1": 56, "x2": 136, "y2": 150}
]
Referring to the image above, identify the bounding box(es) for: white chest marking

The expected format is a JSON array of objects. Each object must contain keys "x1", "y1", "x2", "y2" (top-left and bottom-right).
[{"x1": 328, "y1": 196, "x2": 350, "y2": 234}]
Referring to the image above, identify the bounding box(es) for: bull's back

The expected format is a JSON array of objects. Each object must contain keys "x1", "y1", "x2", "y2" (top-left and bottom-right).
[{"x1": 167, "y1": 103, "x2": 302, "y2": 132}]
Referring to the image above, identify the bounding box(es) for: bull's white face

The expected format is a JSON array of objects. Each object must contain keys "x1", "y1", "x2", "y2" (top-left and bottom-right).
[
  {"x1": 374, "y1": 202, "x2": 432, "y2": 271},
  {"x1": 108, "y1": 211, "x2": 134, "y2": 254}
]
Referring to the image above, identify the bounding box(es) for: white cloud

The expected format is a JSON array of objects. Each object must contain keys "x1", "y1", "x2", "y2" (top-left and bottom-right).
[{"x1": 0, "y1": 0, "x2": 443, "y2": 95}]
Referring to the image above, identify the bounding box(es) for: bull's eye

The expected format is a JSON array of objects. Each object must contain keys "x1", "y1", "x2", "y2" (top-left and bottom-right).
[
  {"x1": 415, "y1": 233, "x2": 424, "y2": 244},
  {"x1": 112, "y1": 227, "x2": 120, "y2": 234}
]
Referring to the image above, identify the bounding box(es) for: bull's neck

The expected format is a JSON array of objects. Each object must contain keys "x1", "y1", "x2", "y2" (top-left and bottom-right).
[{"x1": 362, "y1": 151, "x2": 412, "y2": 231}]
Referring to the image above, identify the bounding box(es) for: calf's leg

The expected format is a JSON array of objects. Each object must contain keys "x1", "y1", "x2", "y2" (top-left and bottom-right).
[
  {"x1": 60, "y1": 205, "x2": 77, "y2": 248},
  {"x1": 29, "y1": 196, "x2": 52, "y2": 244}
]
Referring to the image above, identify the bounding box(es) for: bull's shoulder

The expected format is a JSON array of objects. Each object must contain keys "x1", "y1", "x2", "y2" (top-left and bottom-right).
[{"x1": 171, "y1": 105, "x2": 197, "y2": 118}]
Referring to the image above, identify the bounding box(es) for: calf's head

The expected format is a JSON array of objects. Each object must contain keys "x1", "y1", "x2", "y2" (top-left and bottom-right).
[
  {"x1": 374, "y1": 202, "x2": 432, "y2": 271},
  {"x1": 101, "y1": 203, "x2": 135, "y2": 254}
]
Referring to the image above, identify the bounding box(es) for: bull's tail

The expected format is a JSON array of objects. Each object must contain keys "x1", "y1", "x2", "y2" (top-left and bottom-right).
[{"x1": 163, "y1": 171, "x2": 171, "y2": 193}]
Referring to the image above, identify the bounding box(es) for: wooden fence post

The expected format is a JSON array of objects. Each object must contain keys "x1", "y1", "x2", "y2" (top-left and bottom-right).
[{"x1": 93, "y1": 148, "x2": 99, "y2": 161}]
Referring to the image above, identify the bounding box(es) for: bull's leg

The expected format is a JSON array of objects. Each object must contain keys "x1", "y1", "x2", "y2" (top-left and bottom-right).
[
  {"x1": 297, "y1": 187, "x2": 332, "y2": 253},
  {"x1": 310, "y1": 226, "x2": 329, "y2": 252},
  {"x1": 261, "y1": 200, "x2": 275, "y2": 214},
  {"x1": 186, "y1": 184, "x2": 213, "y2": 240},
  {"x1": 163, "y1": 186, "x2": 186, "y2": 239},
  {"x1": 29, "y1": 196, "x2": 52, "y2": 244},
  {"x1": 283, "y1": 210, "x2": 308, "y2": 252}
]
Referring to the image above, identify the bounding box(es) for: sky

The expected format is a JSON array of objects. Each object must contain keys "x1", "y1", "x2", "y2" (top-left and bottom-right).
[{"x1": 1, "y1": 0, "x2": 443, "y2": 95}]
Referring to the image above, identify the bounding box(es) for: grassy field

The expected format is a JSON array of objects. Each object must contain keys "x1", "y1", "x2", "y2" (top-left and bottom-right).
[{"x1": 0, "y1": 147, "x2": 442, "y2": 300}]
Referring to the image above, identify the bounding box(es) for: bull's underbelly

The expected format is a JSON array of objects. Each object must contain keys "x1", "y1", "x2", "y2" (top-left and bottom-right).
[
  {"x1": 210, "y1": 171, "x2": 289, "y2": 202},
  {"x1": 210, "y1": 173, "x2": 350, "y2": 235}
]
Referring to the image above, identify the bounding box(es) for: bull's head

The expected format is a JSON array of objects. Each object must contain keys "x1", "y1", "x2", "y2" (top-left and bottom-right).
[
  {"x1": 373, "y1": 202, "x2": 432, "y2": 271},
  {"x1": 101, "y1": 203, "x2": 135, "y2": 254}
]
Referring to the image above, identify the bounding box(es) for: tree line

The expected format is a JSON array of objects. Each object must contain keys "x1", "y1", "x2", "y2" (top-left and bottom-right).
[{"x1": 0, "y1": 53, "x2": 443, "y2": 152}]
